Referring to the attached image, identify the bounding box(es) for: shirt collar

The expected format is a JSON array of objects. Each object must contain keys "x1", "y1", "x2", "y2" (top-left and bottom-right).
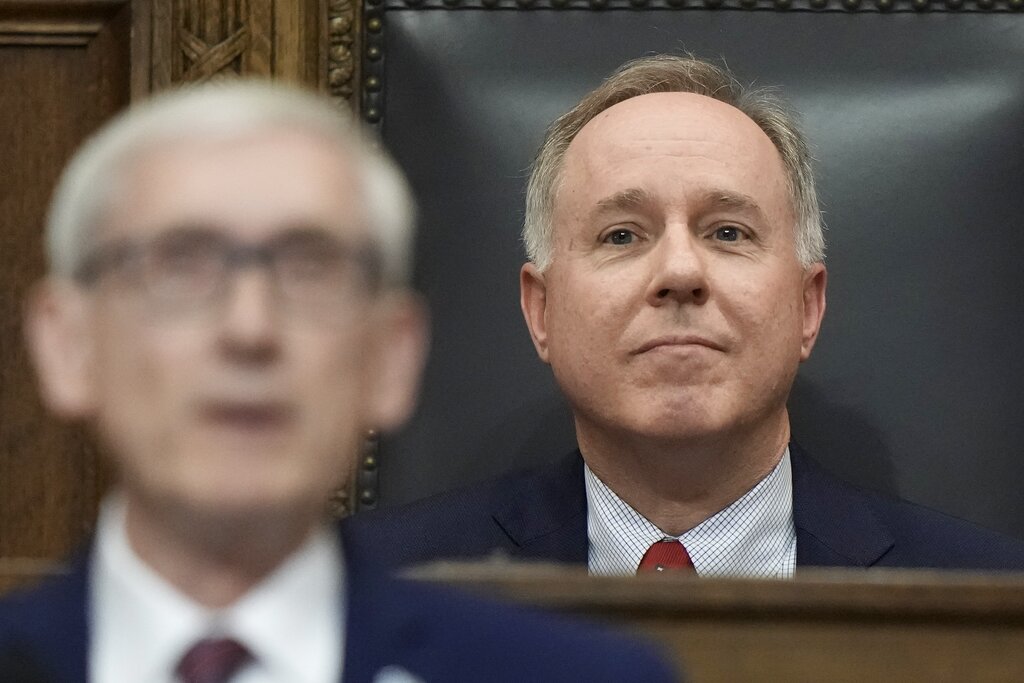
[
  {"x1": 585, "y1": 447, "x2": 796, "y2": 578},
  {"x1": 89, "y1": 494, "x2": 343, "y2": 683}
]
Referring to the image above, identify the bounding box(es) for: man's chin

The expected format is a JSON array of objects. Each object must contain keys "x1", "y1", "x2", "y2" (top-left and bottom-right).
[
  {"x1": 610, "y1": 402, "x2": 731, "y2": 440},
  {"x1": 187, "y1": 483, "x2": 319, "y2": 518},
  {"x1": 173, "y1": 489, "x2": 327, "y2": 546}
]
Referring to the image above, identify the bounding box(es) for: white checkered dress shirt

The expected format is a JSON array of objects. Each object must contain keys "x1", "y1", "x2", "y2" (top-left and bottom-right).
[{"x1": 586, "y1": 447, "x2": 797, "y2": 577}]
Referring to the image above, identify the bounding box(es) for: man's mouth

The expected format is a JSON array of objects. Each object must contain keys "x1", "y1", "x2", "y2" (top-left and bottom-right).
[
  {"x1": 202, "y1": 401, "x2": 295, "y2": 431},
  {"x1": 632, "y1": 334, "x2": 726, "y2": 355}
]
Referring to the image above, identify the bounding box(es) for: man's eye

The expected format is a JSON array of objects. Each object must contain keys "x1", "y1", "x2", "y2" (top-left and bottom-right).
[
  {"x1": 278, "y1": 245, "x2": 344, "y2": 281},
  {"x1": 149, "y1": 234, "x2": 223, "y2": 276},
  {"x1": 713, "y1": 226, "x2": 745, "y2": 242},
  {"x1": 604, "y1": 229, "x2": 636, "y2": 246}
]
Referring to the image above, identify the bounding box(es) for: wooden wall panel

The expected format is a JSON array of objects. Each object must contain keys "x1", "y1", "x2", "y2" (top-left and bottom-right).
[{"x1": 0, "y1": 0, "x2": 131, "y2": 590}]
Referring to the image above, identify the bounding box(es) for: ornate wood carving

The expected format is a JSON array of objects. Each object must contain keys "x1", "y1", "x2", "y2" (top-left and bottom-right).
[
  {"x1": 177, "y1": 0, "x2": 250, "y2": 81},
  {"x1": 147, "y1": 0, "x2": 270, "y2": 88},
  {"x1": 326, "y1": 0, "x2": 360, "y2": 110},
  {"x1": 145, "y1": 0, "x2": 318, "y2": 92}
]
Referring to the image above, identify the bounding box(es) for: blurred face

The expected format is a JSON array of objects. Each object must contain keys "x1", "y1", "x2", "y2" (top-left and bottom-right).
[
  {"x1": 521, "y1": 93, "x2": 826, "y2": 451},
  {"x1": 31, "y1": 129, "x2": 424, "y2": 523}
]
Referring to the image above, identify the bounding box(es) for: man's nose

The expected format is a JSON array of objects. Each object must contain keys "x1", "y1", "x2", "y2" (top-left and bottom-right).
[
  {"x1": 216, "y1": 266, "x2": 282, "y2": 362},
  {"x1": 644, "y1": 225, "x2": 711, "y2": 307}
]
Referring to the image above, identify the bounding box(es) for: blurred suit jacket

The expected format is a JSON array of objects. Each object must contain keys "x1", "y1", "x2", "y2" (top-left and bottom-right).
[
  {"x1": 344, "y1": 443, "x2": 1024, "y2": 571},
  {"x1": 0, "y1": 525, "x2": 679, "y2": 683}
]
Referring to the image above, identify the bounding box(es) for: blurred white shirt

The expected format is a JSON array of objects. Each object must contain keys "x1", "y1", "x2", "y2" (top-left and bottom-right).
[{"x1": 90, "y1": 495, "x2": 344, "y2": 683}]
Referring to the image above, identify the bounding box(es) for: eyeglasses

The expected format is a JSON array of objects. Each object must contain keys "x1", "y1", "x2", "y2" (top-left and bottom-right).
[{"x1": 74, "y1": 227, "x2": 383, "y2": 319}]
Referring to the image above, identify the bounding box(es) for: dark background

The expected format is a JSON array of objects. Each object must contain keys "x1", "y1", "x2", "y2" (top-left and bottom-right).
[{"x1": 374, "y1": 7, "x2": 1024, "y2": 539}]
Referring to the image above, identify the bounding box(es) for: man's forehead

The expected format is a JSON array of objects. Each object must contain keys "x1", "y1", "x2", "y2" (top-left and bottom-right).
[
  {"x1": 569, "y1": 92, "x2": 776, "y2": 166},
  {"x1": 105, "y1": 128, "x2": 367, "y2": 242},
  {"x1": 124, "y1": 126, "x2": 356, "y2": 183},
  {"x1": 554, "y1": 91, "x2": 791, "y2": 217},
  {"x1": 543, "y1": 91, "x2": 799, "y2": 255}
]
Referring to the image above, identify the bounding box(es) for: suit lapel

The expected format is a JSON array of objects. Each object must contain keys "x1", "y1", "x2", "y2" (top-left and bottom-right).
[
  {"x1": 339, "y1": 549, "x2": 391, "y2": 683},
  {"x1": 490, "y1": 451, "x2": 588, "y2": 564},
  {"x1": 11, "y1": 550, "x2": 91, "y2": 682},
  {"x1": 481, "y1": 445, "x2": 895, "y2": 569},
  {"x1": 791, "y1": 444, "x2": 895, "y2": 567},
  {"x1": 339, "y1": 532, "x2": 441, "y2": 683}
]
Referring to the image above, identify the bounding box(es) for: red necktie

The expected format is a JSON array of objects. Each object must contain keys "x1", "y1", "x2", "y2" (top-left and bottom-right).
[
  {"x1": 176, "y1": 638, "x2": 251, "y2": 683},
  {"x1": 637, "y1": 539, "x2": 695, "y2": 574}
]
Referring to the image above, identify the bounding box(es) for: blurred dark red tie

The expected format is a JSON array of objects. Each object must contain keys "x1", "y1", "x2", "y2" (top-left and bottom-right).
[
  {"x1": 176, "y1": 637, "x2": 251, "y2": 683},
  {"x1": 637, "y1": 540, "x2": 695, "y2": 574}
]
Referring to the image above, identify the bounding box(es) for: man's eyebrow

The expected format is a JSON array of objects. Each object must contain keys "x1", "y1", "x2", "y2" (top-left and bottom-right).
[
  {"x1": 273, "y1": 223, "x2": 340, "y2": 240},
  {"x1": 593, "y1": 189, "x2": 766, "y2": 215},
  {"x1": 705, "y1": 191, "x2": 763, "y2": 214},
  {"x1": 594, "y1": 188, "x2": 654, "y2": 213}
]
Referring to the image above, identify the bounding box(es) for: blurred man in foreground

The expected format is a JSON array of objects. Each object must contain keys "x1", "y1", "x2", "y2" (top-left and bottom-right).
[
  {"x1": 346, "y1": 55, "x2": 1024, "y2": 575},
  {"x1": 0, "y1": 82, "x2": 677, "y2": 682}
]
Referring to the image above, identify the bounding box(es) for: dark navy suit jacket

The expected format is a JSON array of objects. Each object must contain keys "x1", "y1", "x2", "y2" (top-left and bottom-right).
[
  {"x1": 343, "y1": 444, "x2": 1024, "y2": 571},
  {"x1": 0, "y1": 525, "x2": 678, "y2": 683}
]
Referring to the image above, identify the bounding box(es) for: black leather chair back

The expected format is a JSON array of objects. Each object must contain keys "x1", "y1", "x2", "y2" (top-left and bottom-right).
[{"x1": 363, "y1": 2, "x2": 1024, "y2": 539}]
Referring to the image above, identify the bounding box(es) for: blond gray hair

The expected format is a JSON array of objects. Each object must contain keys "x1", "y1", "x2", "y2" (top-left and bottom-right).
[
  {"x1": 524, "y1": 55, "x2": 824, "y2": 271},
  {"x1": 47, "y1": 80, "x2": 415, "y2": 284}
]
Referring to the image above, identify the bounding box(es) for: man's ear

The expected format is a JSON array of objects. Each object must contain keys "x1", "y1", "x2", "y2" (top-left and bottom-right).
[
  {"x1": 24, "y1": 279, "x2": 97, "y2": 419},
  {"x1": 520, "y1": 262, "x2": 551, "y2": 363},
  {"x1": 799, "y1": 263, "x2": 828, "y2": 361},
  {"x1": 364, "y1": 291, "x2": 430, "y2": 431}
]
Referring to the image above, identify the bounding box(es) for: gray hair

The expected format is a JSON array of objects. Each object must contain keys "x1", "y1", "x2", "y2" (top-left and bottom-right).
[
  {"x1": 47, "y1": 80, "x2": 416, "y2": 284},
  {"x1": 524, "y1": 55, "x2": 825, "y2": 271}
]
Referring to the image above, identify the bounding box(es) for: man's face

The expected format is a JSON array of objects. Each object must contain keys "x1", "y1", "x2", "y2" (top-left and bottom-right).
[
  {"x1": 32, "y1": 129, "x2": 423, "y2": 521},
  {"x1": 521, "y1": 92, "x2": 826, "y2": 451}
]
